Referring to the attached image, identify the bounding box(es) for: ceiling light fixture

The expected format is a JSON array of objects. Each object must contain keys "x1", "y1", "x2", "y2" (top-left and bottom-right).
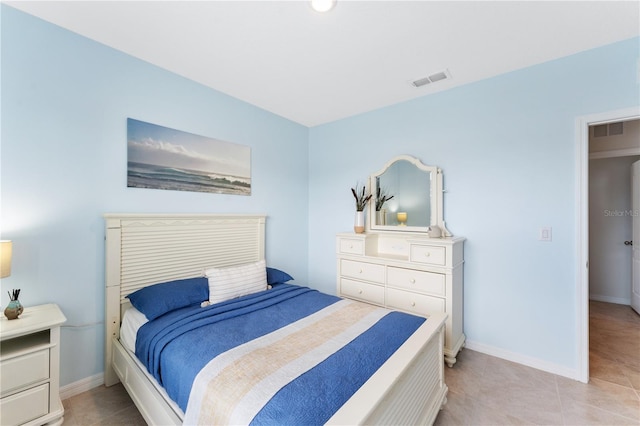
[{"x1": 311, "y1": 0, "x2": 336, "y2": 13}]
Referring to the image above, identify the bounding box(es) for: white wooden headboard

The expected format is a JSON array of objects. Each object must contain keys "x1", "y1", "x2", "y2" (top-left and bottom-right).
[{"x1": 103, "y1": 213, "x2": 266, "y2": 386}]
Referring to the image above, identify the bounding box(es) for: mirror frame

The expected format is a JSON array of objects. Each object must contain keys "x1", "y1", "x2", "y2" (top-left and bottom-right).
[{"x1": 367, "y1": 155, "x2": 451, "y2": 236}]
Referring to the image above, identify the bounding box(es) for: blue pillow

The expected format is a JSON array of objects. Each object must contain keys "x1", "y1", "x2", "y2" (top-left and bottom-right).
[
  {"x1": 266, "y1": 267, "x2": 293, "y2": 284},
  {"x1": 127, "y1": 277, "x2": 209, "y2": 321}
]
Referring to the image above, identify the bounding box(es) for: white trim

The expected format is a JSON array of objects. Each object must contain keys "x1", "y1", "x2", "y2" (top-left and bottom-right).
[
  {"x1": 575, "y1": 115, "x2": 590, "y2": 384},
  {"x1": 589, "y1": 147, "x2": 640, "y2": 159},
  {"x1": 59, "y1": 373, "x2": 104, "y2": 401},
  {"x1": 589, "y1": 294, "x2": 632, "y2": 305},
  {"x1": 464, "y1": 340, "x2": 576, "y2": 380},
  {"x1": 575, "y1": 106, "x2": 640, "y2": 384}
]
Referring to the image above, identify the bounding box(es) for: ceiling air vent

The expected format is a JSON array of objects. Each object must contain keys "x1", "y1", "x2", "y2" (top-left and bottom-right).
[
  {"x1": 593, "y1": 121, "x2": 624, "y2": 137},
  {"x1": 412, "y1": 69, "x2": 452, "y2": 88},
  {"x1": 608, "y1": 121, "x2": 623, "y2": 136},
  {"x1": 593, "y1": 124, "x2": 608, "y2": 137}
]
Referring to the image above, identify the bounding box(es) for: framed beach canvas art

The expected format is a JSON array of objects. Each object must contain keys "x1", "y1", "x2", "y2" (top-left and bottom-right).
[{"x1": 127, "y1": 118, "x2": 251, "y2": 195}]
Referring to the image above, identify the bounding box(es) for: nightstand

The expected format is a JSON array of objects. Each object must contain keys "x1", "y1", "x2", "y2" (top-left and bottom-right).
[{"x1": 0, "y1": 304, "x2": 66, "y2": 426}]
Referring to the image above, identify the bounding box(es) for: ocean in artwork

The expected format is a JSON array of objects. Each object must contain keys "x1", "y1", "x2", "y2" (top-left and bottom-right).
[
  {"x1": 128, "y1": 162, "x2": 251, "y2": 195},
  {"x1": 127, "y1": 118, "x2": 251, "y2": 195}
]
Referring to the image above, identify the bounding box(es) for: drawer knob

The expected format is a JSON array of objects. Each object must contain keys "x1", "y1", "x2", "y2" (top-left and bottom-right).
[
  {"x1": 349, "y1": 244, "x2": 354, "y2": 249},
  {"x1": 359, "y1": 269, "x2": 363, "y2": 274},
  {"x1": 410, "y1": 278, "x2": 416, "y2": 284},
  {"x1": 411, "y1": 301, "x2": 416, "y2": 307},
  {"x1": 425, "y1": 252, "x2": 431, "y2": 257},
  {"x1": 358, "y1": 289, "x2": 363, "y2": 294}
]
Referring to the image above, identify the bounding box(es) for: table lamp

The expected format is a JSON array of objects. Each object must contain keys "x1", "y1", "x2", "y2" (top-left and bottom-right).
[{"x1": 396, "y1": 212, "x2": 407, "y2": 226}]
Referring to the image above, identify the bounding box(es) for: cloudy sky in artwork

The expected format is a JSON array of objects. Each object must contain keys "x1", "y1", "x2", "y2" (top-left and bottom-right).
[{"x1": 127, "y1": 118, "x2": 250, "y2": 179}]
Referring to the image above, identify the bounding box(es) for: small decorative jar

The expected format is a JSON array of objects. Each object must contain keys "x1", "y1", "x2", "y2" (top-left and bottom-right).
[
  {"x1": 4, "y1": 299, "x2": 23, "y2": 320},
  {"x1": 4, "y1": 289, "x2": 23, "y2": 320}
]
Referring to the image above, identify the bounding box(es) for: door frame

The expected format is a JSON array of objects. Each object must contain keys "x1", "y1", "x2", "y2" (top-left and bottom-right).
[{"x1": 575, "y1": 106, "x2": 640, "y2": 383}]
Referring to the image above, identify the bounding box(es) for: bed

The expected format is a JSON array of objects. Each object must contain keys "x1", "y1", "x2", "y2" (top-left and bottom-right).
[{"x1": 104, "y1": 213, "x2": 448, "y2": 425}]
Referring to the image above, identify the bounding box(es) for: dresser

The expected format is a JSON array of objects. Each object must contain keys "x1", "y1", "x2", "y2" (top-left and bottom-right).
[
  {"x1": 337, "y1": 232, "x2": 465, "y2": 367},
  {"x1": 0, "y1": 304, "x2": 66, "y2": 426}
]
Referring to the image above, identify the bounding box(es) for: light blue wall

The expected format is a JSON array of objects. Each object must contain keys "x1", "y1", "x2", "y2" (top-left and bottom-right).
[
  {"x1": 308, "y1": 37, "x2": 640, "y2": 373},
  {"x1": 1, "y1": 6, "x2": 309, "y2": 386}
]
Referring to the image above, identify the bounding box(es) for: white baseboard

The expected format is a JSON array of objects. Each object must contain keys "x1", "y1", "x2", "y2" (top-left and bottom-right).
[
  {"x1": 59, "y1": 373, "x2": 104, "y2": 401},
  {"x1": 464, "y1": 340, "x2": 578, "y2": 381},
  {"x1": 589, "y1": 294, "x2": 631, "y2": 305}
]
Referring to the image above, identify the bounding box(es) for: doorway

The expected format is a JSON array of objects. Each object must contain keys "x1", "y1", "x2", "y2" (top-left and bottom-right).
[
  {"x1": 576, "y1": 107, "x2": 640, "y2": 383},
  {"x1": 587, "y1": 120, "x2": 640, "y2": 384}
]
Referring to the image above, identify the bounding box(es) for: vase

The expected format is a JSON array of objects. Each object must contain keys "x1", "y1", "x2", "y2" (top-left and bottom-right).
[
  {"x1": 354, "y1": 211, "x2": 365, "y2": 234},
  {"x1": 4, "y1": 299, "x2": 23, "y2": 320}
]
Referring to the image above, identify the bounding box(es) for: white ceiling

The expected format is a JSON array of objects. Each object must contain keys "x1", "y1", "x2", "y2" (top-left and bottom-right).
[{"x1": 5, "y1": 1, "x2": 640, "y2": 127}]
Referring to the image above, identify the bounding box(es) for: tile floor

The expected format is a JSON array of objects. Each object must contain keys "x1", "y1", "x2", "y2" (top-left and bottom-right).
[
  {"x1": 61, "y1": 383, "x2": 146, "y2": 426},
  {"x1": 435, "y1": 301, "x2": 640, "y2": 425},
  {"x1": 62, "y1": 301, "x2": 639, "y2": 425}
]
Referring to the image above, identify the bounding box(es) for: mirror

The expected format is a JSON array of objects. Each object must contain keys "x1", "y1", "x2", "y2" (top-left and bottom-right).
[{"x1": 368, "y1": 155, "x2": 450, "y2": 235}]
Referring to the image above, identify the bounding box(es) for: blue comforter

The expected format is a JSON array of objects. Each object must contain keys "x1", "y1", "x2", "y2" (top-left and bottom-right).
[{"x1": 135, "y1": 284, "x2": 425, "y2": 424}]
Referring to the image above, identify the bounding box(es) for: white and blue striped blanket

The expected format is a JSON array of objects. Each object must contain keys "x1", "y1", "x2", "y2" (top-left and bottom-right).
[{"x1": 135, "y1": 284, "x2": 424, "y2": 425}]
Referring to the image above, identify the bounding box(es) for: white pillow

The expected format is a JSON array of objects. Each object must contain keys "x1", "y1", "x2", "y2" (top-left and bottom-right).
[{"x1": 205, "y1": 259, "x2": 267, "y2": 304}]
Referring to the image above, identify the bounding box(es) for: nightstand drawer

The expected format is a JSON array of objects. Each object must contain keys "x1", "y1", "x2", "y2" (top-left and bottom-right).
[
  {"x1": 338, "y1": 238, "x2": 365, "y2": 255},
  {"x1": 0, "y1": 349, "x2": 49, "y2": 396},
  {"x1": 410, "y1": 244, "x2": 446, "y2": 266},
  {"x1": 387, "y1": 267, "x2": 445, "y2": 297},
  {"x1": 386, "y1": 288, "x2": 445, "y2": 317},
  {"x1": 340, "y1": 278, "x2": 385, "y2": 305},
  {"x1": 0, "y1": 383, "x2": 49, "y2": 426},
  {"x1": 340, "y1": 260, "x2": 385, "y2": 284}
]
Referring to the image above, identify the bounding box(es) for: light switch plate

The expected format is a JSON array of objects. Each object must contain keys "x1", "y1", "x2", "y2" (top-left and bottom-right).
[{"x1": 539, "y1": 227, "x2": 552, "y2": 242}]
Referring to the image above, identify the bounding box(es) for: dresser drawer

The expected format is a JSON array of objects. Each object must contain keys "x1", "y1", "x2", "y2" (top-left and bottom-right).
[
  {"x1": 410, "y1": 244, "x2": 446, "y2": 266},
  {"x1": 386, "y1": 288, "x2": 445, "y2": 317},
  {"x1": 340, "y1": 259, "x2": 385, "y2": 284},
  {"x1": 340, "y1": 278, "x2": 385, "y2": 305},
  {"x1": 0, "y1": 383, "x2": 49, "y2": 426},
  {"x1": 387, "y1": 267, "x2": 445, "y2": 297},
  {"x1": 0, "y1": 349, "x2": 49, "y2": 397},
  {"x1": 338, "y1": 238, "x2": 365, "y2": 255}
]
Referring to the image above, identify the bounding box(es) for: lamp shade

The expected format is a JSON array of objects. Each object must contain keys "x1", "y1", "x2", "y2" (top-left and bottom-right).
[{"x1": 0, "y1": 240, "x2": 12, "y2": 278}]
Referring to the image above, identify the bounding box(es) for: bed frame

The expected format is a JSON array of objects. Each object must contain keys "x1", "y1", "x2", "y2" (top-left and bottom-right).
[{"x1": 104, "y1": 213, "x2": 448, "y2": 425}]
